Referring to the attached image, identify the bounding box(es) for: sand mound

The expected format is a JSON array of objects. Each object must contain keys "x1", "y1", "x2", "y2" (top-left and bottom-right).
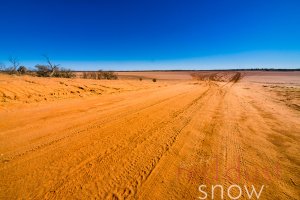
[{"x1": 0, "y1": 74, "x2": 167, "y2": 108}]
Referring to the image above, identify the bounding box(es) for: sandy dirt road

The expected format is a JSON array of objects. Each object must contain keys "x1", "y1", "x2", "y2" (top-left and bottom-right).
[{"x1": 0, "y1": 72, "x2": 299, "y2": 199}]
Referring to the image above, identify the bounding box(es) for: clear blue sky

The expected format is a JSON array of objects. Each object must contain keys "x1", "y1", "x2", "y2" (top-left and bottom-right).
[{"x1": 0, "y1": 0, "x2": 300, "y2": 70}]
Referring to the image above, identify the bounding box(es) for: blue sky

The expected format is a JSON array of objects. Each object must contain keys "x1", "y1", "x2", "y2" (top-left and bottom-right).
[{"x1": 0, "y1": 0, "x2": 300, "y2": 70}]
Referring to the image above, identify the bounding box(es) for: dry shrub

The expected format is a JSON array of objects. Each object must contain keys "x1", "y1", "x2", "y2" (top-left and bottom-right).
[{"x1": 82, "y1": 71, "x2": 118, "y2": 80}]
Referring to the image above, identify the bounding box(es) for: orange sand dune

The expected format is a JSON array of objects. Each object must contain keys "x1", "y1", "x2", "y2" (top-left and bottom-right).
[{"x1": 0, "y1": 72, "x2": 299, "y2": 199}]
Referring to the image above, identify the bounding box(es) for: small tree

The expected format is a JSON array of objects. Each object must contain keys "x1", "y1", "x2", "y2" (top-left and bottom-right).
[
  {"x1": 35, "y1": 64, "x2": 51, "y2": 77},
  {"x1": 17, "y1": 66, "x2": 27, "y2": 74},
  {"x1": 152, "y1": 78, "x2": 157, "y2": 82},
  {"x1": 9, "y1": 56, "x2": 19, "y2": 69},
  {"x1": 8, "y1": 56, "x2": 20, "y2": 74},
  {"x1": 43, "y1": 55, "x2": 59, "y2": 77},
  {"x1": 35, "y1": 55, "x2": 60, "y2": 77}
]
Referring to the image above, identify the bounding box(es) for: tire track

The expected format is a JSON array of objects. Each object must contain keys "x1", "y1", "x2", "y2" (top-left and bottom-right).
[
  {"x1": 0, "y1": 85, "x2": 194, "y2": 166},
  {"x1": 43, "y1": 84, "x2": 211, "y2": 199}
]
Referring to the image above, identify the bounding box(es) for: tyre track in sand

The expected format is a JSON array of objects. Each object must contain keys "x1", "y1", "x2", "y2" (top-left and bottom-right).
[
  {"x1": 0, "y1": 82, "x2": 209, "y2": 199},
  {"x1": 43, "y1": 83, "x2": 213, "y2": 199},
  {"x1": 137, "y1": 82, "x2": 228, "y2": 199},
  {"x1": 1, "y1": 76, "x2": 299, "y2": 199},
  {"x1": 0, "y1": 84, "x2": 193, "y2": 165}
]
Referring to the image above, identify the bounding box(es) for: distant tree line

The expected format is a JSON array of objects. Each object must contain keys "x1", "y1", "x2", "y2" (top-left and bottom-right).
[
  {"x1": 0, "y1": 55, "x2": 118, "y2": 79},
  {"x1": 225, "y1": 68, "x2": 300, "y2": 71}
]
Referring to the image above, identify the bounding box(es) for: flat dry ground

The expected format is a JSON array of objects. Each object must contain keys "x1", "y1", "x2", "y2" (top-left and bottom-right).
[{"x1": 0, "y1": 71, "x2": 299, "y2": 199}]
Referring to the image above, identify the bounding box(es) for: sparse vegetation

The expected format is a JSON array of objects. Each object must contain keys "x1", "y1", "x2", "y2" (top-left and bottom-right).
[
  {"x1": 35, "y1": 64, "x2": 75, "y2": 78},
  {"x1": 139, "y1": 77, "x2": 142, "y2": 81},
  {"x1": 1, "y1": 55, "x2": 116, "y2": 80},
  {"x1": 35, "y1": 55, "x2": 75, "y2": 78},
  {"x1": 0, "y1": 57, "x2": 29, "y2": 75},
  {"x1": 17, "y1": 66, "x2": 28, "y2": 74},
  {"x1": 82, "y1": 72, "x2": 97, "y2": 79},
  {"x1": 152, "y1": 78, "x2": 157, "y2": 82},
  {"x1": 82, "y1": 70, "x2": 118, "y2": 80},
  {"x1": 42, "y1": 55, "x2": 59, "y2": 77},
  {"x1": 101, "y1": 71, "x2": 118, "y2": 80},
  {"x1": 35, "y1": 64, "x2": 52, "y2": 77},
  {"x1": 56, "y1": 68, "x2": 75, "y2": 78},
  {"x1": 7, "y1": 56, "x2": 20, "y2": 74}
]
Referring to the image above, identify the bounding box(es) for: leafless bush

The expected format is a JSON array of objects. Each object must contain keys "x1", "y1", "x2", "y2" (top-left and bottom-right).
[
  {"x1": 34, "y1": 55, "x2": 74, "y2": 78},
  {"x1": 35, "y1": 55, "x2": 59, "y2": 77},
  {"x1": 62, "y1": 68, "x2": 75, "y2": 78},
  {"x1": 17, "y1": 66, "x2": 28, "y2": 74},
  {"x1": 0, "y1": 58, "x2": 30, "y2": 75},
  {"x1": 54, "y1": 68, "x2": 75, "y2": 78},
  {"x1": 35, "y1": 64, "x2": 52, "y2": 77},
  {"x1": 82, "y1": 72, "x2": 96, "y2": 79},
  {"x1": 82, "y1": 70, "x2": 118, "y2": 80},
  {"x1": 8, "y1": 56, "x2": 19, "y2": 74},
  {"x1": 35, "y1": 65, "x2": 74, "y2": 78},
  {"x1": 101, "y1": 71, "x2": 118, "y2": 80},
  {"x1": 43, "y1": 55, "x2": 59, "y2": 77}
]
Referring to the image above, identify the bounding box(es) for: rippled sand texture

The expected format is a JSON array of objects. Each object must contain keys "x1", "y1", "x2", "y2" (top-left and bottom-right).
[{"x1": 0, "y1": 71, "x2": 299, "y2": 199}]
